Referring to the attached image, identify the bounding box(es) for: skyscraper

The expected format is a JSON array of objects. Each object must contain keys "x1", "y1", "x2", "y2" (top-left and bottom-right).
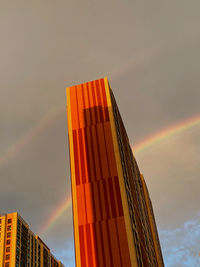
[
  {"x1": 0, "y1": 212, "x2": 64, "y2": 267},
  {"x1": 66, "y1": 77, "x2": 164, "y2": 267}
]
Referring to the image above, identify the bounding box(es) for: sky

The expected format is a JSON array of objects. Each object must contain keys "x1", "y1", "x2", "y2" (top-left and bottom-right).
[{"x1": 0, "y1": 0, "x2": 200, "y2": 266}]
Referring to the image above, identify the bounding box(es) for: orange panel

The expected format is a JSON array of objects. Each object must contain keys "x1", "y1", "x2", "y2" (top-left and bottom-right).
[
  {"x1": 81, "y1": 128, "x2": 89, "y2": 183},
  {"x1": 72, "y1": 130, "x2": 80, "y2": 185},
  {"x1": 76, "y1": 84, "x2": 85, "y2": 128},
  {"x1": 90, "y1": 81, "x2": 99, "y2": 124},
  {"x1": 87, "y1": 82, "x2": 95, "y2": 124},
  {"x1": 76, "y1": 185, "x2": 86, "y2": 225},
  {"x1": 82, "y1": 83, "x2": 91, "y2": 126}
]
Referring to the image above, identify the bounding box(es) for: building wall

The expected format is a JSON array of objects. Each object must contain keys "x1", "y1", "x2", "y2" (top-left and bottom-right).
[
  {"x1": 67, "y1": 77, "x2": 164, "y2": 267},
  {"x1": 0, "y1": 213, "x2": 63, "y2": 267},
  {"x1": 0, "y1": 212, "x2": 17, "y2": 267},
  {"x1": 67, "y1": 78, "x2": 134, "y2": 267}
]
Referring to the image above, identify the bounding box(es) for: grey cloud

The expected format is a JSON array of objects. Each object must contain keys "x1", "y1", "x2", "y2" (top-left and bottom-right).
[{"x1": 1, "y1": 0, "x2": 200, "y2": 266}]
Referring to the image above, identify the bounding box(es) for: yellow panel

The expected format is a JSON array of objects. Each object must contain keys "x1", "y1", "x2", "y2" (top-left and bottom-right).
[
  {"x1": 10, "y1": 212, "x2": 17, "y2": 267},
  {"x1": 0, "y1": 215, "x2": 6, "y2": 267},
  {"x1": 66, "y1": 86, "x2": 81, "y2": 267}
]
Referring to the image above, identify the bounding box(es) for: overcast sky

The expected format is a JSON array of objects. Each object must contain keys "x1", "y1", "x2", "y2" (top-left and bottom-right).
[{"x1": 1, "y1": 1, "x2": 200, "y2": 266}]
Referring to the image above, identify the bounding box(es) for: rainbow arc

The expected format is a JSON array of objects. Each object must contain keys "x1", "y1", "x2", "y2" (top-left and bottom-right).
[{"x1": 39, "y1": 114, "x2": 200, "y2": 236}]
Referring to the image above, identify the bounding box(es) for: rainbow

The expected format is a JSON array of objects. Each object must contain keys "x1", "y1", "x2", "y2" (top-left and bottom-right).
[
  {"x1": 132, "y1": 114, "x2": 200, "y2": 154},
  {"x1": 39, "y1": 195, "x2": 72, "y2": 236},
  {"x1": 0, "y1": 104, "x2": 64, "y2": 169},
  {"x1": 39, "y1": 114, "x2": 200, "y2": 236}
]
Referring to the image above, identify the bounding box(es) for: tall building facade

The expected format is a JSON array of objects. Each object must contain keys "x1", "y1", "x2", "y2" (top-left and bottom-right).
[
  {"x1": 66, "y1": 77, "x2": 164, "y2": 267},
  {"x1": 0, "y1": 212, "x2": 64, "y2": 267}
]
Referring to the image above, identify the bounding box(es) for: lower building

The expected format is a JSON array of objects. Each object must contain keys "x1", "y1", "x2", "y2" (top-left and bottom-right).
[{"x1": 0, "y1": 212, "x2": 64, "y2": 267}]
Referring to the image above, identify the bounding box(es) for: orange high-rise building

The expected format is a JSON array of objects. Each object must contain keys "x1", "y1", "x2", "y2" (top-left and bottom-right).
[
  {"x1": 0, "y1": 212, "x2": 64, "y2": 267},
  {"x1": 66, "y1": 78, "x2": 164, "y2": 267}
]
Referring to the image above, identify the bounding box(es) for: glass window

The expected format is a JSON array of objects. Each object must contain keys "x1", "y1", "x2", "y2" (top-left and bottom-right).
[
  {"x1": 7, "y1": 219, "x2": 12, "y2": 224},
  {"x1": 6, "y1": 255, "x2": 10, "y2": 260},
  {"x1": 5, "y1": 263, "x2": 10, "y2": 267},
  {"x1": 7, "y1": 226, "x2": 11, "y2": 231},
  {"x1": 6, "y1": 240, "x2": 11, "y2": 245},
  {"x1": 7, "y1": 233, "x2": 11, "y2": 238},
  {"x1": 6, "y1": 247, "x2": 10, "y2": 253}
]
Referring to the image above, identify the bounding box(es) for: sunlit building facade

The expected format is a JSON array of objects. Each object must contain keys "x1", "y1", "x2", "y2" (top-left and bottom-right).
[
  {"x1": 66, "y1": 77, "x2": 164, "y2": 267},
  {"x1": 0, "y1": 212, "x2": 64, "y2": 267}
]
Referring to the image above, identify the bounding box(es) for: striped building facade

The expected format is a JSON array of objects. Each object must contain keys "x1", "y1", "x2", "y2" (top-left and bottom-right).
[{"x1": 66, "y1": 78, "x2": 164, "y2": 267}]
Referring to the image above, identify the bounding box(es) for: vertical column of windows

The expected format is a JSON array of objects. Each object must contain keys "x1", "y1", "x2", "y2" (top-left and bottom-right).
[
  {"x1": 5, "y1": 217, "x2": 12, "y2": 267},
  {"x1": 31, "y1": 235, "x2": 34, "y2": 267},
  {"x1": 38, "y1": 244, "x2": 40, "y2": 267},
  {"x1": 20, "y1": 224, "x2": 28, "y2": 267},
  {"x1": 43, "y1": 247, "x2": 49, "y2": 267},
  {"x1": 34, "y1": 239, "x2": 37, "y2": 267},
  {"x1": 16, "y1": 219, "x2": 21, "y2": 267}
]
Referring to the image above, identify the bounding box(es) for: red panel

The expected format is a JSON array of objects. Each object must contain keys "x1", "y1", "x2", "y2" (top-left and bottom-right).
[
  {"x1": 91, "y1": 126, "x2": 101, "y2": 181},
  {"x1": 90, "y1": 223, "x2": 99, "y2": 267},
  {"x1": 85, "y1": 224, "x2": 94, "y2": 267},
  {"x1": 96, "y1": 124, "x2": 109, "y2": 179},
  {"x1": 79, "y1": 225, "x2": 86, "y2": 267},
  {"x1": 103, "y1": 122, "x2": 118, "y2": 177},
  {"x1": 108, "y1": 219, "x2": 122, "y2": 266},
  {"x1": 76, "y1": 185, "x2": 86, "y2": 225},
  {"x1": 108, "y1": 178, "x2": 117, "y2": 218},
  {"x1": 95, "y1": 222, "x2": 106, "y2": 267},
  {"x1": 84, "y1": 183, "x2": 95, "y2": 223},
  {"x1": 98, "y1": 180, "x2": 107, "y2": 220},
  {"x1": 92, "y1": 181, "x2": 101, "y2": 221},
  {"x1": 102, "y1": 179, "x2": 111, "y2": 219},
  {"x1": 101, "y1": 221, "x2": 112, "y2": 266},
  {"x1": 84, "y1": 127, "x2": 95, "y2": 182},
  {"x1": 116, "y1": 217, "x2": 132, "y2": 266}
]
